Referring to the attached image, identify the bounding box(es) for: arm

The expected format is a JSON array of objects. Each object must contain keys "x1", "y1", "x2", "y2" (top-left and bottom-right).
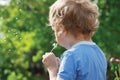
[
  {"x1": 42, "y1": 52, "x2": 76, "y2": 80},
  {"x1": 42, "y1": 52, "x2": 60, "y2": 80},
  {"x1": 48, "y1": 68, "x2": 58, "y2": 80}
]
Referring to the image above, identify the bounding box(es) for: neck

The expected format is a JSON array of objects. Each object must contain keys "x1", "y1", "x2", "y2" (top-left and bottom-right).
[{"x1": 66, "y1": 34, "x2": 92, "y2": 49}]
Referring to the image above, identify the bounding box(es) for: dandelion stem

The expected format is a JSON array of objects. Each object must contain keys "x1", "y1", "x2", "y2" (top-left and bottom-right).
[{"x1": 51, "y1": 43, "x2": 58, "y2": 52}]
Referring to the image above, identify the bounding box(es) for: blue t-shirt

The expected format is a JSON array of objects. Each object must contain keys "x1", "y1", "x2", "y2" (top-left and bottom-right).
[{"x1": 57, "y1": 41, "x2": 107, "y2": 80}]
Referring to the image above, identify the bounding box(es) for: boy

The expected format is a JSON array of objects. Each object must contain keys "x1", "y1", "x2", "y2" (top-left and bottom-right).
[{"x1": 42, "y1": 0, "x2": 107, "y2": 80}]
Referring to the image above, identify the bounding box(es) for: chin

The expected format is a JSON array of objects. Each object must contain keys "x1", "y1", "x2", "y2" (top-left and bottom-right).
[
  {"x1": 60, "y1": 43, "x2": 69, "y2": 49},
  {"x1": 57, "y1": 40, "x2": 69, "y2": 49}
]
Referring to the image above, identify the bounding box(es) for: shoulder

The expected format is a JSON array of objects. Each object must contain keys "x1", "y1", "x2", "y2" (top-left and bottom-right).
[
  {"x1": 61, "y1": 44, "x2": 87, "y2": 58},
  {"x1": 62, "y1": 44, "x2": 89, "y2": 56},
  {"x1": 61, "y1": 47, "x2": 79, "y2": 59}
]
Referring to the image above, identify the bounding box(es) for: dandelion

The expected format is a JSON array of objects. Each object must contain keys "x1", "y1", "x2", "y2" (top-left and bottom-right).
[{"x1": 51, "y1": 43, "x2": 58, "y2": 52}]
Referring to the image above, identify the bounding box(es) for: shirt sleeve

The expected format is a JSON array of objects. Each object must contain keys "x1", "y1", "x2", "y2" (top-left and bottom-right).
[{"x1": 57, "y1": 52, "x2": 76, "y2": 80}]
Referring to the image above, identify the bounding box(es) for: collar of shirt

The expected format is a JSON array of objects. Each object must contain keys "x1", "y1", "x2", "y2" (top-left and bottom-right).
[{"x1": 71, "y1": 41, "x2": 96, "y2": 48}]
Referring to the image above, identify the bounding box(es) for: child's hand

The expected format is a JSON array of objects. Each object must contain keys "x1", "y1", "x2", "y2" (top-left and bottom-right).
[{"x1": 42, "y1": 52, "x2": 60, "y2": 72}]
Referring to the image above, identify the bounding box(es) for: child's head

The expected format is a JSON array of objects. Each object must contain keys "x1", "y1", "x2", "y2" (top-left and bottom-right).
[{"x1": 49, "y1": 0, "x2": 99, "y2": 37}]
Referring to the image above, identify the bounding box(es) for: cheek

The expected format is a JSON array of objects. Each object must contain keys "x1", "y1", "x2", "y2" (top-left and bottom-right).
[
  {"x1": 55, "y1": 35, "x2": 60, "y2": 43},
  {"x1": 54, "y1": 34, "x2": 61, "y2": 45},
  {"x1": 54, "y1": 32, "x2": 59, "y2": 42},
  {"x1": 54, "y1": 30, "x2": 65, "y2": 47},
  {"x1": 54, "y1": 31, "x2": 59, "y2": 41},
  {"x1": 56, "y1": 36, "x2": 65, "y2": 47}
]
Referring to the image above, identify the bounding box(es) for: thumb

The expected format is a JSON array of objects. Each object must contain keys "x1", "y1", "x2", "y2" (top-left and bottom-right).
[{"x1": 56, "y1": 57, "x2": 60, "y2": 67}]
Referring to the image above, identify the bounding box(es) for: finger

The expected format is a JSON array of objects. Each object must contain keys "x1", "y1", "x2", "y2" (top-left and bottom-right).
[
  {"x1": 56, "y1": 57, "x2": 60, "y2": 67},
  {"x1": 56, "y1": 57, "x2": 60, "y2": 62},
  {"x1": 45, "y1": 52, "x2": 55, "y2": 58},
  {"x1": 42, "y1": 54, "x2": 46, "y2": 59},
  {"x1": 42, "y1": 52, "x2": 50, "y2": 58},
  {"x1": 42, "y1": 54, "x2": 47, "y2": 63},
  {"x1": 42, "y1": 53, "x2": 52, "y2": 63},
  {"x1": 42, "y1": 59, "x2": 44, "y2": 63}
]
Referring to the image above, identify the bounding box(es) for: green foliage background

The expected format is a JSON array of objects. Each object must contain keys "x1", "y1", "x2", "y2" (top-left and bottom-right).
[{"x1": 0, "y1": 0, "x2": 120, "y2": 80}]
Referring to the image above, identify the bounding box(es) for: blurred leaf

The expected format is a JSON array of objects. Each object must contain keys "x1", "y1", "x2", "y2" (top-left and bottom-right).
[
  {"x1": 7, "y1": 72, "x2": 17, "y2": 80},
  {"x1": 32, "y1": 51, "x2": 43, "y2": 62}
]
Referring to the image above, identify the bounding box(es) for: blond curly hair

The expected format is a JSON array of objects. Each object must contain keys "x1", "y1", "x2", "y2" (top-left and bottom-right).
[{"x1": 49, "y1": 0, "x2": 99, "y2": 36}]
